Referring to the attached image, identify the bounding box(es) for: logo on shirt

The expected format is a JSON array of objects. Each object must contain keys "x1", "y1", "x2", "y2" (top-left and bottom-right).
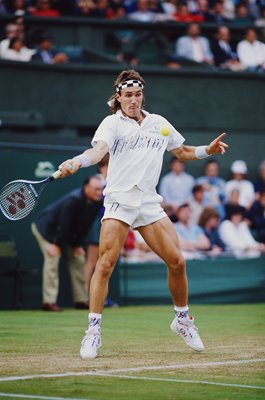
[{"x1": 111, "y1": 133, "x2": 165, "y2": 155}]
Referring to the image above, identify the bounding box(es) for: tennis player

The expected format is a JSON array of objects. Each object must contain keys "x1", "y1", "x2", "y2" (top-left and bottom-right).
[{"x1": 59, "y1": 69, "x2": 228, "y2": 359}]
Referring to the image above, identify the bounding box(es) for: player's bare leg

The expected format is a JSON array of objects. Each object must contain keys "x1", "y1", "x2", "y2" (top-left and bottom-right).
[
  {"x1": 138, "y1": 217, "x2": 204, "y2": 352},
  {"x1": 80, "y1": 219, "x2": 129, "y2": 359}
]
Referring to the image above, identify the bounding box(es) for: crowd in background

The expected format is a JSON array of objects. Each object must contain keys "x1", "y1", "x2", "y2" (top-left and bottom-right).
[
  {"x1": 0, "y1": 1, "x2": 265, "y2": 70},
  {"x1": 122, "y1": 158, "x2": 265, "y2": 262}
]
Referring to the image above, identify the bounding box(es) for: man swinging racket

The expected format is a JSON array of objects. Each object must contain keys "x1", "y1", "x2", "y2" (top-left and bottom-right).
[{"x1": 59, "y1": 69, "x2": 228, "y2": 359}]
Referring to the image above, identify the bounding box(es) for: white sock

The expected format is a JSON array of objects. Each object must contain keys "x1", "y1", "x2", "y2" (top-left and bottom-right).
[
  {"x1": 174, "y1": 305, "x2": 189, "y2": 319},
  {"x1": 88, "y1": 313, "x2": 102, "y2": 329}
]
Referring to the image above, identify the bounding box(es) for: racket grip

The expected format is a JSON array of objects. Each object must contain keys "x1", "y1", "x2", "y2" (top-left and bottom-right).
[{"x1": 52, "y1": 170, "x2": 62, "y2": 180}]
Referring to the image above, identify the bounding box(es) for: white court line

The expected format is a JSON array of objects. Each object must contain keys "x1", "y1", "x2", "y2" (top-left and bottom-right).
[
  {"x1": 91, "y1": 373, "x2": 265, "y2": 390},
  {"x1": 1, "y1": 358, "x2": 265, "y2": 382},
  {"x1": 0, "y1": 394, "x2": 91, "y2": 400}
]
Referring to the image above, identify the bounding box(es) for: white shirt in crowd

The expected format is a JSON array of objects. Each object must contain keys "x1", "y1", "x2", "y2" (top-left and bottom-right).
[
  {"x1": 1, "y1": 47, "x2": 35, "y2": 62},
  {"x1": 237, "y1": 39, "x2": 265, "y2": 68},
  {"x1": 225, "y1": 179, "x2": 255, "y2": 208},
  {"x1": 159, "y1": 171, "x2": 194, "y2": 207},
  {"x1": 92, "y1": 109, "x2": 185, "y2": 206},
  {"x1": 219, "y1": 220, "x2": 261, "y2": 258}
]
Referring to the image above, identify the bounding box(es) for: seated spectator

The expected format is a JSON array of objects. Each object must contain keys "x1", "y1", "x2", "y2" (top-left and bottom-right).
[
  {"x1": 196, "y1": 158, "x2": 225, "y2": 219},
  {"x1": 211, "y1": 26, "x2": 243, "y2": 70},
  {"x1": 237, "y1": 28, "x2": 265, "y2": 71},
  {"x1": 222, "y1": 0, "x2": 235, "y2": 20},
  {"x1": 224, "y1": 188, "x2": 247, "y2": 220},
  {"x1": 225, "y1": 160, "x2": 255, "y2": 210},
  {"x1": 159, "y1": 157, "x2": 194, "y2": 220},
  {"x1": 172, "y1": 2, "x2": 204, "y2": 23},
  {"x1": 31, "y1": 33, "x2": 68, "y2": 64},
  {"x1": 175, "y1": 23, "x2": 214, "y2": 65},
  {"x1": 233, "y1": 3, "x2": 253, "y2": 25},
  {"x1": 254, "y1": 160, "x2": 265, "y2": 198},
  {"x1": 174, "y1": 203, "x2": 211, "y2": 259},
  {"x1": 8, "y1": 0, "x2": 28, "y2": 16},
  {"x1": 0, "y1": 23, "x2": 18, "y2": 58},
  {"x1": 189, "y1": 184, "x2": 206, "y2": 224},
  {"x1": 248, "y1": 189, "x2": 265, "y2": 243},
  {"x1": 29, "y1": 0, "x2": 61, "y2": 17},
  {"x1": 219, "y1": 207, "x2": 265, "y2": 258},
  {"x1": 206, "y1": 0, "x2": 231, "y2": 23},
  {"x1": 161, "y1": 0, "x2": 177, "y2": 15},
  {"x1": 193, "y1": 0, "x2": 213, "y2": 21},
  {"x1": 128, "y1": 0, "x2": 156, "y2": 22},
  {"x1": 1, "y1": 36, "x2": 35, "y2": 61},
  {"x1": 198, "y1": 207, "x2": 226, "y2": 255}
]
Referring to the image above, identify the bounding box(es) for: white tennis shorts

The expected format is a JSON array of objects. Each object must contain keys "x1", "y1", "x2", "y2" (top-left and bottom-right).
[{"x1": 102, "y1": 196, "x2": 167, "y2": 229}]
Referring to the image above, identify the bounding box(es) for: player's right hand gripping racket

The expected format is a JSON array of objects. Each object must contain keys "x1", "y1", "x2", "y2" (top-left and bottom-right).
[{"x1": 0, "y1": 170, "x2": 62, "y2": 221}]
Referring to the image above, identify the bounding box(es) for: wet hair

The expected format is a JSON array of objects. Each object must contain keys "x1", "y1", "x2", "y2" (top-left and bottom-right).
[{"x1": 108, "y1": 69, "x2": 145, "y2": 114}]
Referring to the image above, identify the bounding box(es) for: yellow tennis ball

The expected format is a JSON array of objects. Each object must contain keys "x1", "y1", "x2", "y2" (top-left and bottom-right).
[{"x1": 160, "y1": 125, "x2": 171, "y2": 136}]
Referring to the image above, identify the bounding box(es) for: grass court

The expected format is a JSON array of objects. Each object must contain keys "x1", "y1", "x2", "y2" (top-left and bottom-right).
[{"x1": 0, "y1": 304, "x2": 264, "y2": 400}]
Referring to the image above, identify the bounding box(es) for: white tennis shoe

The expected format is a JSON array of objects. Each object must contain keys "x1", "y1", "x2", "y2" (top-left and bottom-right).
[
  {"x1": 170, "y1": 316, "x2": 204, "y2": 352},
  {"x1": 80, "y1": 327, "x2": 102, "y2": 359}
]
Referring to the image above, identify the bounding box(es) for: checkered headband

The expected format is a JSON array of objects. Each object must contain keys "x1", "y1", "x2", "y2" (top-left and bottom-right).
[{"x1": 116, "y1": 79, "x2": 144, "y2": 93}]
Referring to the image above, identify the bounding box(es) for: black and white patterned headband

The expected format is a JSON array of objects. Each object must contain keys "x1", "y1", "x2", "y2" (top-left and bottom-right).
[{"x1": 115, "y1": 79, "x2": 144, "y2": 93}]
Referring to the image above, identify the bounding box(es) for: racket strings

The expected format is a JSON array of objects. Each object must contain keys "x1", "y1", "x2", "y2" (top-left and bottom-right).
[{"x1": 0, "y1": 182, "x2": 38, "y2": 220}]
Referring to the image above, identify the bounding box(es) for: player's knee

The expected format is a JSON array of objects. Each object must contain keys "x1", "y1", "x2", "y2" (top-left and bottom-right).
[
  {"x1": 169, "y1": 253, "x2": 186, "y2": 275},
  {"x1": 97, "y1": 256, "x2": 115, "y2": 279}
]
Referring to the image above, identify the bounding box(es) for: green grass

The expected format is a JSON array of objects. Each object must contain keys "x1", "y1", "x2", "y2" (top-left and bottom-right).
[{"x1": 0, "y1": 304, "x2": 265, "y2": 400}]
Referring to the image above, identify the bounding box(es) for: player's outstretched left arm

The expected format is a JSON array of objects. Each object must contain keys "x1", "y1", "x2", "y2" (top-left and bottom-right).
[{"x1": 172, "y1": 133, "x2": 228, "y2": 161}]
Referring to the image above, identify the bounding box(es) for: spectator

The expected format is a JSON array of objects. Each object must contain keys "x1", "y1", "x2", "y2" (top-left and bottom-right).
[
  {"x1": 254, "y1": 160, "x2": 265, "y2": 197},
  {"x1": 175, "y1": 23, "x2": 214, "y2": 65},
  {"x1": 1, "y1": 35, "x2": 35, "y2": 61},
  {"x1": 196, "y1": 158, "x2": 226, "y2": 219},
  {"x1": 211, "y1": 26, "x2": 243, "y2": 70},
  {"x1": 222, "y1": 0, "x2": 235, "y2": 20},
  {"x1": 29, "y1": 0, "x2": 61, "y2": 17},
  {"x1": 193, "y1": 0, "x2": 213, "y2": 21},
  {"x1": 189, "y1": 184, "x2": 206, "y2": 224},
  {"x1": 172, "y1": 2, "x2": 204, "y2": 23},
  {"x1": 31, "y1": 33, "x2": 68, "y2": 64},
  {"x1": 233, "y1": 3, "x2": 253, "y2": 25},
  {"x1": 9, "y1": 0, "x2": 28, "y2": 16},
  {"x1": 161, "y1": 0, "x2": 177, "y2": 15},
  {"x1": 0, "y1": 23, "x2": 18, "y2": 58},
  {"x1": 225, "y1": 160, "x2": 255, "y2": 209},
  {"x1": 174, "y1": 203, "x2": 211, "y2": 259},
  {"x1": 219, "y1": 207, "x2": 265, "y2": 258},
  {"x1": 31, "y1": 176, "x2": 103, "y2": 312},
  {"x1": 248, "y1": 189, "x2": 265, "y2": 243},
  {"x1": 128, "y1": 0, "x2": 156, "y2": 22},
  {"x1": 224, "y1": 188, "x2": 247, "y2": 220},
  {"x1": 74, "y1": 0, "x2": 102, "y2": 17},
  {"x1": 237, "y1": 28, "x2": 265, "y2": 71},
  {"x1": 198, "y1": 207, "x2": 226, "y2": 254},
  {"x1": 159, "y1": 157, "x2": 195, "y2": 219},
  {"x1": 206, "y1": 0, "x2": 231, "y2": 23}
]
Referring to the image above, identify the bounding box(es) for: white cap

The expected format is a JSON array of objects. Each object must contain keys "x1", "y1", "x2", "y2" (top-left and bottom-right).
[{"x1": 231, "y1": 160, "x2": 247, "y2": 174}]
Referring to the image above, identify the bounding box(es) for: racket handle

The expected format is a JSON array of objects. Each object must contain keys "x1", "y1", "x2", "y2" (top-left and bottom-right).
[{"x1": 52, "y1": 170, "x2": 62, "y2": 180}]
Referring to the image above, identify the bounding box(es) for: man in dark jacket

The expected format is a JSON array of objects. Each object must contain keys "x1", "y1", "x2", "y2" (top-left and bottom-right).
[{"x1": 31, "y1": 175, "x2": 103, "y2": 311}]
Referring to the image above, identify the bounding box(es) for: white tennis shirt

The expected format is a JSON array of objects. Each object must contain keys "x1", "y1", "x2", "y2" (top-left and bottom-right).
[{"x1": 92, "y1": 109, "x2": 185, "y2": 207}]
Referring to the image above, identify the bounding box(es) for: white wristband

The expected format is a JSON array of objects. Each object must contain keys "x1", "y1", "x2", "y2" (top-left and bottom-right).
[
  {"x1": 73, "y1": 154, "x2": 91, "y2": 168},
  {"x1": 195, "y1": 146, "x2": 209, "y2": 160}
]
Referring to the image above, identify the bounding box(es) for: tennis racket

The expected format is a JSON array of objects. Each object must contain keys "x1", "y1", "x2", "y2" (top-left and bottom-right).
[{"x1": 0, "y1": 170, "x2": 62, "y2": 221}]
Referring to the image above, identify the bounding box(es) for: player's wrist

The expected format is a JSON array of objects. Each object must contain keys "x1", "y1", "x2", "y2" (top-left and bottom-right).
[
  {"x1": 73, "y1": 154, "x2": 91, "y2": 168},
  {"x1": 195, "y1": 146, "x2": 209, "y2": 160}
]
